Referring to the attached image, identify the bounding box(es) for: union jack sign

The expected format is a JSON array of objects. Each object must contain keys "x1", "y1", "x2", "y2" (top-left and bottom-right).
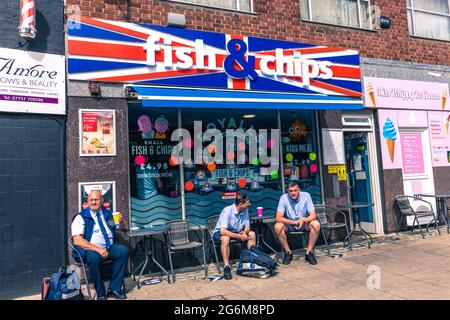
[{"x1": 67, "y1": 16, "x2": 362, "y2": 98}]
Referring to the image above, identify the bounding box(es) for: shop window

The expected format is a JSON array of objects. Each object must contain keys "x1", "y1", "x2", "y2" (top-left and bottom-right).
[
  {"x1": 180, "y1": 109, "x2": 281, "y2": 223},
  {"x1": 280, "y1": 110, "x2": 322, "y2": 204},
  {"x1": 301, "y1": 0, "x2": 372, "y2": 29},
  {"x1": 407, "y1": 0, "x2": 450, "y2": 41},
  {"x1": 165, "y1": 0, "x2": 253, "y2": 12},
  {"x1": 128, "y1": 105, "x2": 181, "y2": 227}
]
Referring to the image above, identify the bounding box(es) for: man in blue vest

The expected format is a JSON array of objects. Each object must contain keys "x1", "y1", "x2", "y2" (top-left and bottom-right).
[{"x1": 71, "y1": 190, "x2": 129, "y2": 300}]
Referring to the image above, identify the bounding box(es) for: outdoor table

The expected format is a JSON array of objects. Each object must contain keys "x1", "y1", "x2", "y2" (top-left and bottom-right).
[
  {"x1": 129, "y1": 224, "x2": 169, "y2": 288},
  {"x1": 337, "y1": 202, "x2": 374, "y2": 248},
  {"x1": 417, "y1": 194, "x2": 450, "y2": 233},
  {"x1": 250, "y1": 214, "x2": 280, "y2": 259}
]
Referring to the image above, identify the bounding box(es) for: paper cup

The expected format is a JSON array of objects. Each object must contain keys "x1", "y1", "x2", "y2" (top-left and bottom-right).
[{"x1": 257, "y1": 207, "x2": 263, "y2": 217}]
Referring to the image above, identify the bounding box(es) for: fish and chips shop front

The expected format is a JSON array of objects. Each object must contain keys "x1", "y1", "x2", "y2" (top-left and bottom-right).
[{"x1": 66, "y1": 16, "x2": 363, "y2": 264}]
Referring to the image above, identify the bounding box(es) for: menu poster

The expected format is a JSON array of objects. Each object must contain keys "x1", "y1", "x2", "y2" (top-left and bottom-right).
[
  {"x1": 428, "y1": 111, "x2": 450, "y2": 167},
  {"x1": 80, "y1": 109, "x2": 116, "y2": 156},
  {"x1": 78, "y1": 181, "x2": 115, "y2": 212},
  {"x1": 400, "y1": 133, "x2": 425, "y2": 175},
  {"x1": 321, "y1": 129, "x2": 345, "y2": 165}
]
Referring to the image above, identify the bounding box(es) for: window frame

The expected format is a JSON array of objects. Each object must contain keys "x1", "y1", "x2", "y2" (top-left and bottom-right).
[
  {"x1": 301, "y1": 0, "x2": 373, "y2": 30},
  {"x1": 164, "y1": 0, "x2": 254, "y2": 13},
  {"x1": 407, "y1": 0, "x2": 450, "y2": 41}
]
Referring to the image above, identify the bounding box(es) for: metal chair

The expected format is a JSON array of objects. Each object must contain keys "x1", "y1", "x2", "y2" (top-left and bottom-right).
[
  {"x1": 205, "y1": 214, "x2": 244, "y2": 273},
  {"x1": 315, "y1": 205, "x2": 353, "y2": 255},
  {"x1": 393, "y1": 195, "x2": 440, "y2": 239},
  {"x1": 68, "y1": 236, "x2": 126, "y2": 300},
  {"x1": 165, "y1": 219, "x2": 208, "y2": 283}
]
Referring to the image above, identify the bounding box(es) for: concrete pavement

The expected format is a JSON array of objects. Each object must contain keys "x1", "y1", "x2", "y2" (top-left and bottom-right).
[{"x1": 17, "y1": 228, "x2": 450, "y2": 300}]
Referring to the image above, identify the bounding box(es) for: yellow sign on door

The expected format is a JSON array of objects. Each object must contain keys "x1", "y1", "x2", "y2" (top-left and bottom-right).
[{"x1": 337, "y1": 166, "x2": 347, "y2": 181}]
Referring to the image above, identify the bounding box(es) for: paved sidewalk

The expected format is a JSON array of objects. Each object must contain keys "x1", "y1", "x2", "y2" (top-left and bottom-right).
[{"x1": 17, "y1": 229, "x2": 450, "y2": 300}]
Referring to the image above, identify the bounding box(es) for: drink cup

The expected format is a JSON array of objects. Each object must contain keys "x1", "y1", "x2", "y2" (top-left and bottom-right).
[
  {"x1": 257, "y1": 207, "x2": 263, "y2": 217},
  {"x1": 112, "y1": 212, "x2": 121, "y2": 225}
]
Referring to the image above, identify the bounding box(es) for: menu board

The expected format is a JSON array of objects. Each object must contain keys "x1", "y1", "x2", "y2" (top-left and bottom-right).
[
  {"x1": 400, "y1": 133, "x2": 425, "y2": 175},
  {"x1": 428, "y1": 111, "x2": 450, "y2": 167}
]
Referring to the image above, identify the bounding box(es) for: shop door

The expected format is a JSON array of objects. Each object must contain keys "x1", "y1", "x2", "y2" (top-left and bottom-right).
[{"x1": 344, "y1": 132, "x2": 375, "y2": 231}]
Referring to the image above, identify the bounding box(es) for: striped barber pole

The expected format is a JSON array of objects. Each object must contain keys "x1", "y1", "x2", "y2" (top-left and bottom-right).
[{"x1": 18, "y1": 0, "x2": 37, "y2": 39}]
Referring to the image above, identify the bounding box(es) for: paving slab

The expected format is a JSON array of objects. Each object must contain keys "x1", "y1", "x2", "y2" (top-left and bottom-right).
[{"x1": 14, "y1": 231, "x2": 450, "y2": 301}]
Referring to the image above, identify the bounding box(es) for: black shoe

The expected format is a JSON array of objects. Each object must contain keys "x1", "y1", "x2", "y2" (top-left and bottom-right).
[
  {"x1": 223, "y1": 265, "x2": 232, "y2": 280},
  {"x1": 282, "y1": 252, "x2": 293, "y2": 265},
  {"x1": 305, "y1": 252, "x2": 317, "y2": 265},
  {"x1": 107, "y1": 290, "x2": 126, "y2": 300}
]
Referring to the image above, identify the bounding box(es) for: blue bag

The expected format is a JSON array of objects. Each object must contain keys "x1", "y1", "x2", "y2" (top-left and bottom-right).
[
  {"x1": 236, "y1": 247, "x2": 278, "y2": 278},
  {"x1": 45, "y1": 266, "x2": 84, "y2": 300}
]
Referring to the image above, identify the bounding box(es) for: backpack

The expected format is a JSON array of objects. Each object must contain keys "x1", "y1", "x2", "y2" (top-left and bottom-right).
[
  {"x1": 236, "y1": 247, "x2": 278, "y2": 279},
  {"x1": 43, "y1": 265, "x2": 84, "y2": 300}
]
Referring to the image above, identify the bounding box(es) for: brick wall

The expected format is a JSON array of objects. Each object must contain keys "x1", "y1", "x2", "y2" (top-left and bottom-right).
[{"x1": 65, "y1": 0, "x2": 449, "y2": 66}]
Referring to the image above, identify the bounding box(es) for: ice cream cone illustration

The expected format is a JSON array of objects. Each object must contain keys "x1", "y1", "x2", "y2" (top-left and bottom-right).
[
  {"x1": 382, "y1": 117, "x2": 397, "y2": 162},
  {"x1": 366, "y1": 81, "x2": 376, "y2": 108},
  {"x1": 446, "y1": 115, "x2": 450, "y2": 134},
  {"x1": 442, "y1": 89, "x2": 448, "y2": 110}
]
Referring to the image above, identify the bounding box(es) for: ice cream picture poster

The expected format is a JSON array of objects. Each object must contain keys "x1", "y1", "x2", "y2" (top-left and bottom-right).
[
  {"x1": 378, "y1": 109, "x2": 402, "y2": 169},
  {"x1": 428, "y1": 111, "x2": 450, "y2": 167},
  {"x1": 383, "y1": 117, "x2": 397, "y2": 162},
  {"x1": 364, "y1": 77, "x2": 449, "y2": 111}
]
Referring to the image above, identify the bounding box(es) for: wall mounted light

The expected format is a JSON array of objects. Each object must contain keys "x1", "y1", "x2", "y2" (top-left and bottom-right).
[
  {"x1": 242, "y1": 114, "x2": 256, "y2": 119},
  {"x1": 167, "y1": 12, "x2": 186, "y2": 28},
  {"x1": 88, "y1": 82, "x2": 101, "y2": 95}
]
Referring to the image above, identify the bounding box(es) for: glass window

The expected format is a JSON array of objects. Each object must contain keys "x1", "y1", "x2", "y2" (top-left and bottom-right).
[
  {"x1": 165, "y1": 0, "x2": 253, "y2": 12},
  {"x1": 301, "y1": 0, "x2": 372, "y2": 29},
  {"x1": 280, "y1": 110, "x2": 322, "y2": 204},
  {"x1": 407, "y1": 0, "x2": 450, "y2": 41},
  {"x1": 128, "y1": 104, "x2": 181, "y2": 227},
  {"x1": 180, "y1": 109, "x2": 281, "y2": 223}
]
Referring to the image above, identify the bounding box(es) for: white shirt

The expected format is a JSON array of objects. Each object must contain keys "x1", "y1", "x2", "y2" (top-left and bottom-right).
[{"x1": 71, "y1": 210, "x2": 114, "y2": 248}]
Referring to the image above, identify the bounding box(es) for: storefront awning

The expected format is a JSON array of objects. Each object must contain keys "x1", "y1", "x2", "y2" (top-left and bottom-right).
[{"x1": 126, "y1": 85, "x2": 363, "y2": 110}]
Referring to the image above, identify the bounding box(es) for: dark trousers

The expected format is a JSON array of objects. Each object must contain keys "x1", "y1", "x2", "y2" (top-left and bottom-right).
[{"x1": 84, "y1": 244, "x2": 129, "y2": 298}]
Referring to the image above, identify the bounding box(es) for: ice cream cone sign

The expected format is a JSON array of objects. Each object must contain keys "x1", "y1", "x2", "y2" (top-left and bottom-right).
[
  {"x1": 366, "y1": 81, "x2": 376, "y2": 108},
  {"x1": 442, "y1": 89, "x2": 448, "y2": 111},
  {"x1": 446, "y1": 115, "x2": 450, "y2": 135},
  {"x1": 383, "y1": 117, "x2": 397, "y2": 162}
]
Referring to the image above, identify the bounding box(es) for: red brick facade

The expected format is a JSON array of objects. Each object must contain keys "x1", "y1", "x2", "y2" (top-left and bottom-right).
[{"x1": 66, "y1": 0, "x2": 450, "y2": 66}]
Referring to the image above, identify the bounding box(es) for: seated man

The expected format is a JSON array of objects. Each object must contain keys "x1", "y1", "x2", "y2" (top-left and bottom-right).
[
  {"x1": 274, "y1": 181, "x2": 320, "y2": 265},
  {"x1": 71, "y1": 190, "x2": 129, "y2": 300},
  {"x1": 212, "y1": 193, "x2": 256, "y2": 280}
]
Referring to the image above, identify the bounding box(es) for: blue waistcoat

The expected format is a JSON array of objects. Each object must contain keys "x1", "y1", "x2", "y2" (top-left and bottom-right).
[{"x1": 72, "y1": 207, "x2": 116, "y2": 259}]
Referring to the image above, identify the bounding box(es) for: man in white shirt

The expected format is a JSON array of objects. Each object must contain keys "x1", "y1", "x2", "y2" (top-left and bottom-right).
[
  {"x1": 274, "y1": 181, "x2": 320, "y2": 265},
  {"x1": 71, "y1": 190, "x2": 129, "y2": 300}
]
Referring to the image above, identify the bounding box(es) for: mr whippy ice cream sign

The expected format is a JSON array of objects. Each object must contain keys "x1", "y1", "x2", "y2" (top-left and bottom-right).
[
  {"x1": 364, "y1": 77, "x2": 449, "y2": 111},
  {"x1": 67, "y1": 16, "x2": 362, "y2": 98}
]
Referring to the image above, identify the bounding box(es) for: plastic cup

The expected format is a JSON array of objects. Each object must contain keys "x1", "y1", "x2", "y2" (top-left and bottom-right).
[
  {"x1": 112, "y1": 212, "x2": 121, "y2": 225},
  {"x1": 257, "y1": 207, "x2": 263, "y2": 217}
]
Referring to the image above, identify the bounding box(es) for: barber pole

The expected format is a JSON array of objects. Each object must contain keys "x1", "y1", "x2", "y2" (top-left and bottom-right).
[{"x1": 18, "y1": 0, "x2": 37, "y2": 39}]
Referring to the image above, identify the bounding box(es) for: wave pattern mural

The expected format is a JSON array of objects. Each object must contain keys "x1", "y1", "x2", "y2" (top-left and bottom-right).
[
  {"x1": 185, "y1": 189, "x2": 282, "y2": 225},
  {"x1": 131, "y1": 194, "x2": 182, "y2": 227},
  {"x1": 131, "y1": 187, "x2": 321, "y2": 227}
]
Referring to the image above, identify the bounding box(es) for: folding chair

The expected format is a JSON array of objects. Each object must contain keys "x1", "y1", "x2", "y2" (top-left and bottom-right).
[
  {"x1": 315, "y1": 205, "x2": 353, "y2": 255},
  {"x1": 68, "y1": 236, "x2": 126, "y2": 300},
  {"x1": 165, "y1": 219, "x2": 208, "y2": 283},
  {"x1": 393, "y1": 195, "x2": 439, "y2": 239}
]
